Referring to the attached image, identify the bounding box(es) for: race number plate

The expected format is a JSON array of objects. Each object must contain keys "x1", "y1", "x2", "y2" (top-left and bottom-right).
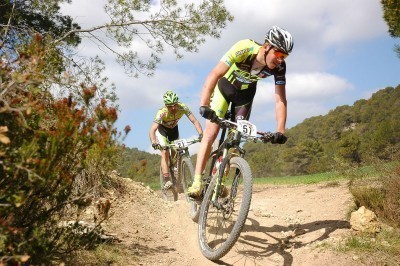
[
  {"x1": 174, "y1": 139, "x2": 188, "y2": 148},
  {"x1": 237, "y1": 120, "x2": 257, "y2": 137}
]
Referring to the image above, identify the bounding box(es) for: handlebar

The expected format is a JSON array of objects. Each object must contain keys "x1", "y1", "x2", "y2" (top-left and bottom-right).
[
  {"x1": 212, "y1": 117, "x2": 274, "y2": 143},
  {"x1": 160, "y1": 137, "x2": 201, "y2": 150}
]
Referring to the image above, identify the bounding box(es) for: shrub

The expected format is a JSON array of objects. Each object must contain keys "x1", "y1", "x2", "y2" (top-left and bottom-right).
[
  {"x1": 0, "y1": 35, "x2": 125, "y2": 264},
  {"x1": 349, "y1": 161, "x2": 400, "y2": 228}
]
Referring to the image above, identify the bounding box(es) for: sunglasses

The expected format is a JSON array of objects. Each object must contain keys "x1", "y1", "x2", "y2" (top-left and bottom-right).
[
  {"x1": 273, "y1": 49, "x2": 289, "y2": 60},
  {"x1": 166, "y1": 104, "x2": 177, "y2": 108}
]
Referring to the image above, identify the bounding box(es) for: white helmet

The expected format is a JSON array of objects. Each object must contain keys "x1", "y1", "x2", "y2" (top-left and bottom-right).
[{"x1": 265, "y1": 26, "x2": 294, "y2": 54}]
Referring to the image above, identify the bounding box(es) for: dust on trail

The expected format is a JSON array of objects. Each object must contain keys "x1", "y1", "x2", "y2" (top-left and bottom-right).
[{"x1": 103, "y1": 179, "x2": 365, "y2": 266}]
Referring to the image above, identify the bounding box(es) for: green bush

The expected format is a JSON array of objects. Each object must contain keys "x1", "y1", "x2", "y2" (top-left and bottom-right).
[{"x1": 0, "y1": 35, "x2": 124, "y2": 264}]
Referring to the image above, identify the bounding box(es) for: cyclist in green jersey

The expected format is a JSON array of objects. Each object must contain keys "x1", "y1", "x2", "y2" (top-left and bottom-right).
[
  {"x1": 188, "y1": 26, "x2": 294, "y2": 197},
  {"x1": 150, "y1": 90, "x2": 203, "y2": 190}
]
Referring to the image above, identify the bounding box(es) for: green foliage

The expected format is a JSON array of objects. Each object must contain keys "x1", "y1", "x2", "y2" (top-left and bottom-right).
[
  {"x1": 117, "y1": 147, "x2": 160, "y2": 183},
  {"x1": 3, "y1": 1, "x2": 234, "y2": 77},
  {"x1": 381, "y1": 0, "x2": 400, "y2": 58},
  {"x1": 337, "y1": 131, "x2": 361, "y2": 164},
  {"x1": 252, "y1": 171, "x2": 342, "y2": 185},
  {"x1": 0, "y1": 0, "x2": 81, "y2": 60},
  {"x1": 0, "y1": 0, "x2": 234, "y2": 263},
  {"x1": 381, "y1": 0, "x2": 400, "y2": 38},
  {"x1": 246, "y1": 85, "x2": 400, "y2": 178},
  {"x1": 64, "y1": 0, "x2": 234, "y2": 77},
  {"x1": 118, "y1": 86, "x2": 400, "y2": 183},
  {"x1": 0, "y1": 35, "x2": 123, "y2": 264}
]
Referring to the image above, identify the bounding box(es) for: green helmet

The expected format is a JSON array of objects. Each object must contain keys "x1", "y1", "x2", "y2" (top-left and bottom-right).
[{"x1": 163, "y1": 90, "x2": 179, "y2": 105}]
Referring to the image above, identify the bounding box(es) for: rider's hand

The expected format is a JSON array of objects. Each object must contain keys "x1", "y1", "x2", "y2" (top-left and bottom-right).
[
  {"x1": 152, "y1": 142, "x2": 162, "y2": 150},
  {"x1": 260, "y1": 132, "x2": 272, "y2": 143},
  {"x1": 271, "y1": 132, "x2": 287, "y2": 144},
  {"x1": 199, "y1": 106, "x2": 218, "y2": 122},
  {"x1": 198, "y1": 133, "x2": 203, "y2": 141}
]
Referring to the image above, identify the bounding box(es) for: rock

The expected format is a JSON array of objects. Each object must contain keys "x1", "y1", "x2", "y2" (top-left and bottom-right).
[{"x1": 350, "y1": 206, "x2": 380, "y2": 233}]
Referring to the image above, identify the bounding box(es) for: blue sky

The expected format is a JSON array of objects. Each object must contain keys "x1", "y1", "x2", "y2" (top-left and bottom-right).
[{"x1": 61, "y1": 0, "x2": 400, "y2": 153}]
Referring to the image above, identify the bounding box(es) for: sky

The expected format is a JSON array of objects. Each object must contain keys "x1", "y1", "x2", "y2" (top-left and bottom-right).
[{"x1": 60, "y1": 0, "x2": 400, "y2": 154}]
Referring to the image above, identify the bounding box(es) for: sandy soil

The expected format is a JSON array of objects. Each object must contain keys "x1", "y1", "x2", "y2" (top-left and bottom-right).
[{"x1": 101, "y1": 178, "x2": 366, "y2": 266}]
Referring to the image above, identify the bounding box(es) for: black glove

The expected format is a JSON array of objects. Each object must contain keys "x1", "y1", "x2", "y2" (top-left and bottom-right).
[
  {"x1": 271, "y1": 132, "x2": 287, "y2": 144},
  {"x1": 260, "y1": 132, "x2": 273, "y2": 143},
  {"x1": 152, "y1": 143, "x2": 162, "y2": 150},
  {"x1": 199, "y1": 106, "x2": 218, "y2": 122},
  {"x1": 198, "y1": 133, "x2": 203, "y2": 141}
]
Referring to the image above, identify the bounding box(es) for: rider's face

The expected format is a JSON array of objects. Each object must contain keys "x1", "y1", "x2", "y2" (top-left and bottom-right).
[
  {"x1": 166, "y1": 103, "x2": 178, "y2": 113},
  {"x1": 264, "y1": 45, "x2": 288, "y2": 69}
]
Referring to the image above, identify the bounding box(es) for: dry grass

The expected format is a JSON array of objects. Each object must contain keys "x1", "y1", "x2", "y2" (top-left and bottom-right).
[
  {"x1": 68, "y1": 244, "x2": 139, "y2": 265},
  {"x1": 349, "y1": 163, "x2": 400, "y2": 228},
  {"x1": 343, "y1": 160, "x2": 400, "y2": 265},
  {"x1": 337, "y1": 225, "x2": 400, "y2": 266}
]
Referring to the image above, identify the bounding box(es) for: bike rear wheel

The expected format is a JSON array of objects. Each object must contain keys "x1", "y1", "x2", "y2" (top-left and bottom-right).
[
  {"x1": 159, "y1": 166, "x2": 178, "y2": 201},
  {"x1": 197, "y1": 156, "x2": 252, "y2": 260}
]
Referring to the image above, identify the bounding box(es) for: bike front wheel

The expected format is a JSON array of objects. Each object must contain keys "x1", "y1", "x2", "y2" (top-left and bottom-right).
[
  {"x1": 180, "y1": 156, "x2": 195, "y2": 202},
  {"x1": 197, "y1": 156, "x2": 253, "y2": 261}
]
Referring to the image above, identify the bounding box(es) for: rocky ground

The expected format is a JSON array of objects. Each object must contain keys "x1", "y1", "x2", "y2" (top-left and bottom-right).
[{"x1": 92, "y1": 177, "x2": 375, "y2": 265}]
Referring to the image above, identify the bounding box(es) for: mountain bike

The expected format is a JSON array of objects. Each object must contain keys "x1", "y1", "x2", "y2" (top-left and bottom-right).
[
  {"x1": 190, "y1": 114, "x2": 273, "y2": 261},
  {"x1": 159, "y1": 137, "x2": 200, "y2": 202}
]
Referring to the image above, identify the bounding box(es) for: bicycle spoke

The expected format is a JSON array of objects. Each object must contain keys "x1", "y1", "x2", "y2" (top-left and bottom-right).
[{"x1": 198, "y1": 156, "x2": 251, "y2": 260}]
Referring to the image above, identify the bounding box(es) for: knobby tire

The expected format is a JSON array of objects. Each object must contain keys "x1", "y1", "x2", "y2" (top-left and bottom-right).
[
  {"x1": 197, "y1": 156, "x2": 253, "y2": 261},
  {"x1": 180, "y1": 156, "x2": 194, "y2": 202}
]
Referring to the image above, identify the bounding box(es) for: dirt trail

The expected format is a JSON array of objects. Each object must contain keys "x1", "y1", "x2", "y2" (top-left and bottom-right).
[{"x1": 103, "y1": 179, "x2": 364, "y2": 265}]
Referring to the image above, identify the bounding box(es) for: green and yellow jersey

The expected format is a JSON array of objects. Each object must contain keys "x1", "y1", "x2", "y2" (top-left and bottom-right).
[
  {"x1": 220, "y1": 39, "x2": 286, "y2": 90},
  {"x1": 153, "y1": 102, "x2": 192, "y2": 129},
  {"x1": 210, "y1": 39, "x2": 287, "y2": 119}
]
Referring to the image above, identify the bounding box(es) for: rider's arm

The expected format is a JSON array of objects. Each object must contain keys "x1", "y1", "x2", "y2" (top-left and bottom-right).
[
  {"x1": 187, "y1": 114, "x2": 203, "y2": 135},
  {"x1": 274, "y1": 84, "x2": 287, "y2": 134},
  {"x1": 200, "y1": 61, "x2": 229, "y2": 106},
  {"x1": 149, "y1": 122, "x2": 159, "y2": 144}
]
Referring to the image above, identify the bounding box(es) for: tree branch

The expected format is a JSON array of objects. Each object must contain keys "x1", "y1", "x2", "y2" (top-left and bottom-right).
[
  {"x1": 53, "y1": 18, "x2": 199, "y2": 45},
  {"x1": 0, "y1": 1, "x2": 16, "y2": 49}
]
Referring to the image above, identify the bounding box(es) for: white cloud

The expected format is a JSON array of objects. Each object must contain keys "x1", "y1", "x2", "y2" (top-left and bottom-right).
[
  {"x1": 106, "y1": 66, "x2": 196, "y2": 111},
  {"x1": 287, "y1": 72, "x2": 354, "y2": 99},
  {"x1": 58, "y1": 0, "x2": 396, "y2": 150},
  {"x1": 250, "y1": 71, "x2": 354, "y2": 129},
  {"x1": 60, "y1": 0, "x2": 108, "y2": 27},
  {"x1": 252, "y1": 72, "x2": 353, "y2": 104},
  {"x1": 61, "y1": 0, "x2": 388, "y2": 74},
  {"x1": 176, "y1": 0, "x2": 387, "y2": 69}
]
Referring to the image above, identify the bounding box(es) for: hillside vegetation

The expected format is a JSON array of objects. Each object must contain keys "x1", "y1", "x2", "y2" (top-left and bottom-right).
[
  {"x1": 119, "y1": 85, "x2": 400, "y2": 183},
  {"x1": 117, "y1": 147, "x2": 160, "y2": 183},
  {"x1": 247, "y1": 85, "x2": 400, "y2": 178}
]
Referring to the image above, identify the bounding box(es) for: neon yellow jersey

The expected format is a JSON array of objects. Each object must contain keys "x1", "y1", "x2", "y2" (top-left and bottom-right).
[
  {"x1": 153, "y1": 102, "x2": 192, "y2": 128},
  {"x1": 220, "y1": 39, "x2": 286, "y2": 90}
]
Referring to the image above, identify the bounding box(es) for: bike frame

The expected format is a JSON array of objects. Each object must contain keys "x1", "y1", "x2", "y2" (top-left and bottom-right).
[
  {"x1": 160, "y1": 138, "x2": 199, "y2": 200},
  {"x1": 200, "y1": 113, "x2": 272, "y2": 205},
  {"x1": 163, "y1": 139, "x2": 198, "y2": 183},
  {"x1": 195, "y1": 112, "x2": 274, "y2": 260}
]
